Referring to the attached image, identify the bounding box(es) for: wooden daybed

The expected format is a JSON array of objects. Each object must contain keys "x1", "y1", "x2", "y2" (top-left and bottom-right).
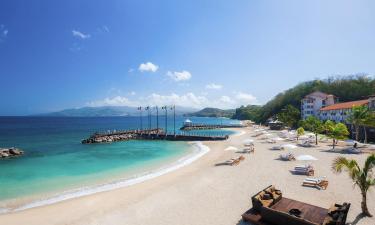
[{"x1": 242, "y1": 185, "x2": 350, "y2": 225}]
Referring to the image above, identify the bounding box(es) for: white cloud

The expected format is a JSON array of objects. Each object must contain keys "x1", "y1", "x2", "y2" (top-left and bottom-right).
[
  {"x1": 235, "y1": 92, "x2": 257, "y2": 105},
  {"x1": 87, "y1": 96, "x2": 136, "y2": 107},
  {"x1": 141, "y1": 93, "x2": 207, "y2": 109},
  {"x1": 167, "y1": 70, "x2": 192, "y2": 81},
  {"x1": 87, "y1": 91, "x2": 257, "y2": 109},
  {"x1": 219, "y1": 95, "x2": 233, "y2": 103},
  {"x1": 0, "y1": 25, "x2": 8, "y2": 41},
  {"x1": 72, "y1": 30, "x2": 91, "y2": 39},
  {"x1": 205, "y1": 83, "x2": 223, "y2": 90},
  {"x1": 139, "y1": 62, "x2": 158, "y2": 72}
]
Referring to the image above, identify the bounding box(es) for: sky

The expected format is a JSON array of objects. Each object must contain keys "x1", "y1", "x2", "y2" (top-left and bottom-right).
[{"x1": 0, "y1": 0, "x2": 375, "y2": 115}]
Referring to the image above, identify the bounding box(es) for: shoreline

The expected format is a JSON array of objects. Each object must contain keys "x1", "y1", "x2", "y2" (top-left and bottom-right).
[
  {"x1": 0, "y1": 127, "x2": 374, "y2": 225},
  {"x1": 0, "y1": 141, "x2": 210, "y2": 214}
]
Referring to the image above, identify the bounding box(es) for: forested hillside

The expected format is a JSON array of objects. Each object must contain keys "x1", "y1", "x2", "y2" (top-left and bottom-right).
[
  {"x1": 184, "y1": 107, "x2": 235, "y2": 118},
  {"x1": 232, "y1": 75, "x2": 375, "y2": 123}
]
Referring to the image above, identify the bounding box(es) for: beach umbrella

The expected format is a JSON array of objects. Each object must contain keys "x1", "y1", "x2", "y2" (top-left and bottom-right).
[
  {"x1": 272, "y1": 137, "x2": 284, "y2": 141},
  {"x1": 281, "y1": 144, "x2": 297, "y2": 149},
  {"x1": 224, "y1": 146, "x2": 238, "y2": 151},
  {"x1": 298, "y1": 135, "x2": 309, "y2": 140},
  {"x1": 296, "y1": 155, "x2": 318, "y2": 161},
  {"x1": 243, "y1": 139, "x2": 254, "y2": 144}
]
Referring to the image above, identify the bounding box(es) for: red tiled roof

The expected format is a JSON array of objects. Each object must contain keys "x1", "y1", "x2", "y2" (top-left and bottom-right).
[{"x1": 320, "y1": 99, "x2": 368, "y2": 111}]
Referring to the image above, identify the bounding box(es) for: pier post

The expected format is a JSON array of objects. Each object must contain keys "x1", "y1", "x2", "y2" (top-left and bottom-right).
[
  {"x1": 162, "y1": 106, "x2": 168, "y2": 137},
  {"x1": 145, "y1": 106, "x2": 151, "y2": 133},
  {"x1": 171, "y1": 105, "x2": 176, "y2": 136},
  {"x1": 155, "y1": 106, "x2": 159, "y2": 134},
  {"x1": 137, "y1": 106, "x2": 143, "y2": 132}
]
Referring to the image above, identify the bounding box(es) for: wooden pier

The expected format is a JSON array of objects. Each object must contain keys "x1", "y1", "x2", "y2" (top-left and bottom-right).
[
  {"x1": 82, "y1": 128, "x2": 228, "y2": 144},
  {"x1": 180, "y1": 123, "x2": 244, "y2": 131}
]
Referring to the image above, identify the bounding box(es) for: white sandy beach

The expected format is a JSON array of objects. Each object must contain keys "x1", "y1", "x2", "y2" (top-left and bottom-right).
[{"x1": 0, "y1": 127, "x2": 374, "y2": 225}]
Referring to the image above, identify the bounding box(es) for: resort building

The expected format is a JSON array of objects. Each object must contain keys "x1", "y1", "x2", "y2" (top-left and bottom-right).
[
  {"x1": 300, "y1": 91, "x2": 337, "y2": 119},
  {"x1": 318, "y1": 99, "x2": 369, "y2": 123},
  {"x1": 301, "y1": 92, "x2": 375, "y2": 141},
  {"x1": 368, "y1": 94, "x2": 375, "y2": 110}
]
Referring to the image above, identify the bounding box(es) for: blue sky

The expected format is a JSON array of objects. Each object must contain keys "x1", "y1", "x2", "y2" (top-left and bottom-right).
[{"x1": 0, "y1": 0, "x2": 375, "y2": 115}]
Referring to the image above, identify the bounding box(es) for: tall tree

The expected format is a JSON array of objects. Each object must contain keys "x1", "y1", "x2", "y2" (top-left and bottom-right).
[
  {"x1": 332, "y1": 154, "x2": 375, "y2": 217},
  {"x1": 301, "y1": 116, "x2": 323, "y2": 145},
  {"x1": 325, "y1": 121, "x2": 349, "y2": 149},
  {"x1": 346, "y1": 105, "x2": 369, "y2": 141},
  {"x1": 277, "y1": 104, "x2": 300, "y2": 129},
  {"x1": 296, "y1": 127, "x2": 305, "y2": 141},
  {"x1": 360, "y1": 112, "x2": 375, "y2": 143}
]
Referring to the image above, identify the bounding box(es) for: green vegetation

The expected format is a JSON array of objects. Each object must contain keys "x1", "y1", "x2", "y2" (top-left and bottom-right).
[
  {"x1": 347, "y1": 105, "x2": 375, "y2": 143},
  {"x1": 332, "y1": 154, "x2": 375, "y2": 217},
  {"x1": 300, "y1": 116, "x2": 324, "y2": 145},
  {"x1": 296, "y1": 127, "x2": 304, "y2": 140},
  {"x1": 232, "y1": 105, "x2": 262, "y2": 121},
  {"x1": 233, "y1": 75, "x2": 375, "y2": 123},
  {"x1": 276, "y1": 105, "x2": 300, "y2": 129},
  {"x1": 347, "y1": 105, "x2": 370, "y2": 141},
  {"x1": 361, "y1": 113, "x2": 375, "y2": 143},
  {"x1": 185, "y1": 107, "x2": 235, "y2": 118},
  {"x1": 325, "y1": 121, "x2": 349, "y2": 149}
]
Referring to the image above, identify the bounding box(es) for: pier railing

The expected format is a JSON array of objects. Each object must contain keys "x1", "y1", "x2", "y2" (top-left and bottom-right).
[{"x1": 180, "y1": 123, "x2": 244, "y2": 130}]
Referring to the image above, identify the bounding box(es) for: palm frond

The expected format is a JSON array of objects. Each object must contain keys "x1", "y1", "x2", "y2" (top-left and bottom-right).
[
  {"x1": 363, "y1": 154, "x2": 375, "y2": 176},
  {"x1": 332, "y1": 157, "x2": 357, "y2": 173}
]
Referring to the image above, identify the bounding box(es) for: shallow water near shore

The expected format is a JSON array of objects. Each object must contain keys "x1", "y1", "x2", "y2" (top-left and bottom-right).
[{"x1": 0, "y1": 116, "x2": 237, "y2": 211}]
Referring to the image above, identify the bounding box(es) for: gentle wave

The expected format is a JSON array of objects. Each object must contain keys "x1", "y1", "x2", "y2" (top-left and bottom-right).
[
  {"x1": 0, "y1": 141, "x2": 210, "y2": 214},
  {"x1": 232, "y1": 130, "x2": 246, "y2": 137}
]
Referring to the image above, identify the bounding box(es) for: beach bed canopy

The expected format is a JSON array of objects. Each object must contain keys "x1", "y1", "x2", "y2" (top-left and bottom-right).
[
  {"x1": 242, "y1": 139, "x2": 254, "y2": 144},
  {"x1": 272, "y1": 137, "x2": 284, "y2": 141},
  {"x1": 224, "y1": 146, "x2": 238, "y2": 151},
  {"x1": 281, "y1": 144, "x2": 297, "y2": 149},
  {"x1": 296, "y1": 155, "x2": 318, "y2": 161}
]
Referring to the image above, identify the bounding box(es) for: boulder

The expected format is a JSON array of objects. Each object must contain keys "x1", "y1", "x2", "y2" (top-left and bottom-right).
[{"x1": 9, "y1": 148, "x2": 23, "y2": 155}]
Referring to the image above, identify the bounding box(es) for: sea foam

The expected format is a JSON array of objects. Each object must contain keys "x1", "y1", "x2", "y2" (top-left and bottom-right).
[{"x1": 0, "y1": 141, "x2": 210, "y2": 214}]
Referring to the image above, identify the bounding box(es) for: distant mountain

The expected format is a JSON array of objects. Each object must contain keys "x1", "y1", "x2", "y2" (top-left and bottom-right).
[
  {"x1": 37, "y1": 106, "x2": 196, "y2": 117},
  {"x1": 184, "y1": 107, "x2": 235, "y2": 118}
]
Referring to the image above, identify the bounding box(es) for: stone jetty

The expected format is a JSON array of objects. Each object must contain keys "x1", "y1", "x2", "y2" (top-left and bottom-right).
[
  {"x1": 82, "y1": 128, "x2": 228, "y2": 144},
  {"x1": 0, "y1": 147, "x2": 24, "y2": 159},
  {"x1": 82, "y1": 129, "x2": 163, "y2": 144}
]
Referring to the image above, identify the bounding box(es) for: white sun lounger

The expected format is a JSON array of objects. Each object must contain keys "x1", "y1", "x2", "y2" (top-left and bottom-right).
[{"x1": 303, "y1": 177, "x2": 328, "y2": 190}]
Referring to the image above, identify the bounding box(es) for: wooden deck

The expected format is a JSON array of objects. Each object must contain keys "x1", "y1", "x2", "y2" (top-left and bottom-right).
[{"x1": 242, "y1": 197, "x2": 328, "y2": 225}]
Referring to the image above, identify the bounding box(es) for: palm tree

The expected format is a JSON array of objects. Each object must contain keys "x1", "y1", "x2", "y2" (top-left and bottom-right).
[
  {"x1": 324, "y1": 120, "x2": 349, "y2": 149},
  {"x1": 332, "y1": 154, "x2": 375, "y2": 217},
  {"x1": 301, "y1": 116, "x2": 323, "y2": 145},
  {"x1": 296, "y1": 127, "x2": 304, "y2": 141},
  {"x1": 360, "y1": 112, "x2": 375, "y2": 143},
  {"x1": 347, "y1": 106, "x2": 368, "y2": 141}
]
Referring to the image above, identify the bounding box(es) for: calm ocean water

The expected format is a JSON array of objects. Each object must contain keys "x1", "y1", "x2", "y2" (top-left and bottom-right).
[{"x1": 0, "y1": 116, "x2": 238, "y2": 208}]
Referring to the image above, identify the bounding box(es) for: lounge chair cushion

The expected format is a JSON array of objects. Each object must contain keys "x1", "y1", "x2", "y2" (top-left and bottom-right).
[
  {"x1": 256, "y1": 192, "x2": 274, "y2": 207},
  {"x1": 260, "y1": 198, "x2": 273, "y2": 207},
  {"x1": 262, "y1": 193, "x2": 272, "y2": 200},
  {"x1": 265, "y1": 186, "x2": 282, "y2": 202}
]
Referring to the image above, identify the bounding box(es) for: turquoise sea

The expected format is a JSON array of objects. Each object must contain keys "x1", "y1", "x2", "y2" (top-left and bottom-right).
[{"x1": 0, "y1": 116, "x2": 238, "y2": 211}]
